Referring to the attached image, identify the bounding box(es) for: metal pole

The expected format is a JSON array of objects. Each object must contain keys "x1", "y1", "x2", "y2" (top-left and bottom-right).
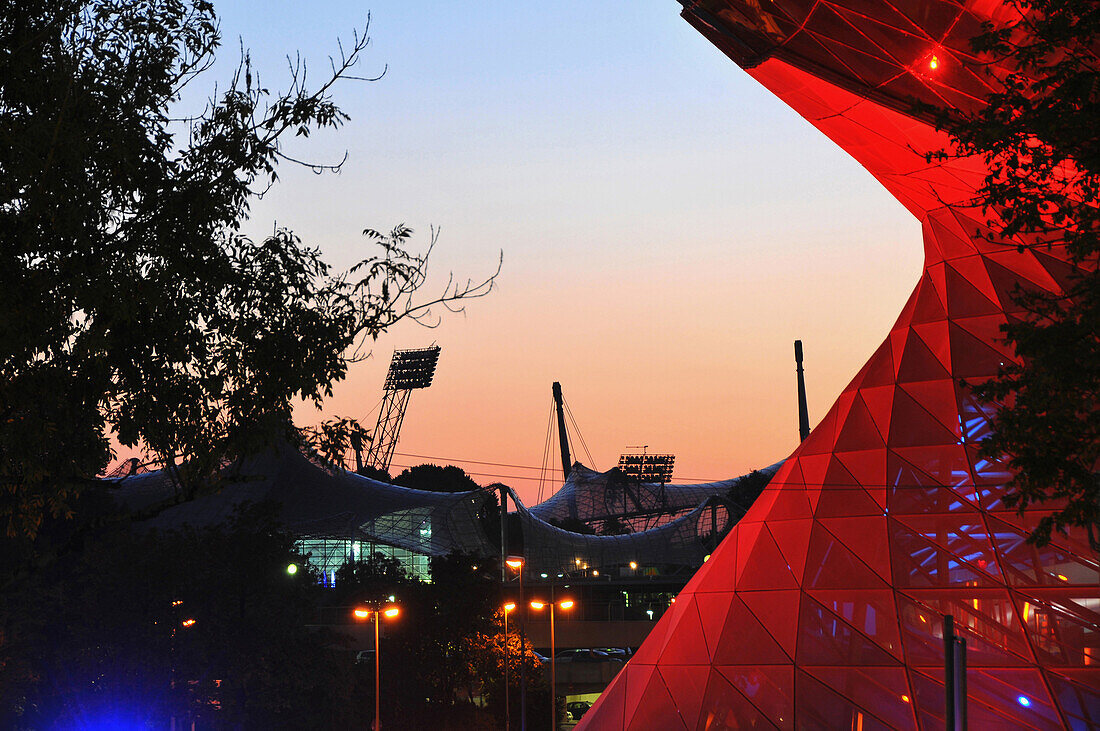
[
  {"x1": 795, "y1": 340, "x2": 810, "y2": 442},
  {"x1": 549, "y1": 602, "x2": 556, "y2": 731},
  {"x1": 519, "y1": 570, "x2": 527, "y2": 731},
  {"x1": 504, "y1": 609, "x2": 510, "y2": 731},
  {"x1": 552, "y1": 383, "x2": 572, "y2": 479},
  {"x1": 375, "y1": 613, "x2": 382, "y2": 731},
  {"x1": 500, "y1": 486, "x2": 508, "y2": 584},
  {"x1": 945, "y1": 614, "x2": 955, "y2": 731}
]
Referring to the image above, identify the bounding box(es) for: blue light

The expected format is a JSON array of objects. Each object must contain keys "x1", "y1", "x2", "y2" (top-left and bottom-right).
[{"x1": 1017, "y1": 695, "x2": 1031, "y2": 708}]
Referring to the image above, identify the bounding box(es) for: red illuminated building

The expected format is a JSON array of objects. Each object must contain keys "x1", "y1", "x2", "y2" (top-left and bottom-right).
[{"x1": 579, "y1": 2, "x2": 1099, "y2": 729}]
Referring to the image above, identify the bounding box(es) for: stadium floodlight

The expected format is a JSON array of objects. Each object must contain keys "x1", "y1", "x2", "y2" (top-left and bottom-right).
[
  {"x1": 383, "y1": 346, "x2": 440, "y2": 391},
  {"x1": 618, "y1": 448, "x2": 675, "y2": 484},
  {"x1": 365, "y1": 346, "x2": 442, "y2": 473}
]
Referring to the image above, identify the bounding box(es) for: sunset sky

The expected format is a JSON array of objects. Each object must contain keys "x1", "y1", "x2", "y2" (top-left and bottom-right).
[{"x1": 211, "y1": 0, "x2": 924, "y2": 505}]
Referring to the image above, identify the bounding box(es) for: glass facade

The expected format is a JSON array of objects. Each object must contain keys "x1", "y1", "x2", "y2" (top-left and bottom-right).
[
  {"x1": 296, "y1": 538, "x2": 431, "y2": 585},
  {"x1": 578, "y1": 2, "x2": 1100, "y2": 729}
]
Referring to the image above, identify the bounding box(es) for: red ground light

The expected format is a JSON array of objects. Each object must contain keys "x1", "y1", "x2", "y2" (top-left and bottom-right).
[{"x1": 579, "y1": 2, "x2": 1100, "y2": 729}]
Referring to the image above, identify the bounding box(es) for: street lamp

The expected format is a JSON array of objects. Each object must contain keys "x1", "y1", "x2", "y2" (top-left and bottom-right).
[
  {"x1": 529, "y1": 597, "x2": 575, "y2": 730},
  {"x1": 506, "y1": 555, "x2": 527, "y2": 731},
  {"x1": 503, "y1": 601, "x2": 516, "y2": 731},
  {"x1": 352, "y1": 603, "x2": 401, "y2": 730}
]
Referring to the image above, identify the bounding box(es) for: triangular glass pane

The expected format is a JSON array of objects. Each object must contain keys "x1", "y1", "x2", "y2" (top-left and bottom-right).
[
  {"x1": 887, "y1": 449, "x2": 972, "y2": 514},
  {"x1": 767, "y1": 520, "x2": 813, "y2": 580},
  {"x1": 898, "y1": 590, "x2": 1034, "y2": 666},
  {"x1": 888, "y1": 387, "x2": 959, "y2": 448},
  {"x1": 714, "y1": 665, "x2": 794, "y2": 729},
  {"x1": 1014, "y1": 591, "x2": 1100, "y2": 666},
  {"x1": 987, "y1": 515, "x2": 1100, "y2": 586},
  {"x1": 911, "y1": 320, "x2": 952, "y2": 370},
  {"x1": 835, "y1": 449, "x2": 886, "y2": 493},
  {"x1": 909, "y1": 273, "x2": 948, "y2": 324},
  {"x1": 897, "y1": 379, "x2": 961, "y2": 438},
  {"x1": 859, "y1": 385, "x2": 895, "y2": 439},
  {"x1": 897, "y1": 327, "x2": 952, "y2": 383},
  {"x1": 808, "y1": 588, "x2": 903, "y2": 660},
  {"x1": 1031, "y1": 249, "x2": 1083, "y2": 297},
  {"x1": 834, "y1": 395, "x2": 887, "y2": 452},
  {"x1": 1045, "y1": 670, "x2": 1100, "y2": 727},
  {"x1": 804, "y1": 666, "x2": 916, "y2": 730},
  {"x1": 693, "y1": 591, "x2": 734, "y2": 659},
  {"x1": 700, "y1": 667, "x2": 778, "y2": 730},
  {"x1": 944, "y1": 262, "x2": 1002, "y2": 317},
  {"x1": 658, "y1": 594, "x2": 713, "y2": 666},
  {"x1": 737, "y1": 523, "x2": 799, "y2": 590},
  {"x1": 739, "y1": 589, "x2": 801, "y2": 661},
  {"x1": 948, "y1": 321, "x2": 1012, "y2": 380},
  {"x1": 657, "y1": 665, "x2": 709, "y2": 730},
  {"x1": 946, "y1": 252, "x2": 1002, "y2": 306},
  {"x1": 763, "y1": 485, "x2": 812, "y2": 521},
  {"x1": 797, "y1": 594, "x2": 900, "y2": 666},
  {"x1": 892, "y1": 443, "x2": 974, "y2": 491},
  {"x1": 890, "y1": 517, "x2": 1001, "y2": 587},
  {"x1": 856, "y1": 339, "x2": 897, "y2": 388},
  {"x1": 817, "y1": 516, "x2": 891, "y2": 582},
  {"x1": 625, "y1": 665, "x2": 686, "y2": 731},
  {"x1": 622, "y1": 663, "x2": 656, "y2": 720},
  {"x1": 713, "y1": 593, "x2": 792, "y2": 665},
  {"x1": 894, "y1": 513, "x2": 1002, "y2": 579},
  {"x1": 805, "y1": 522, "x2": 891, "y2": 590},
  {"x1": 799, "y1": 398, "x2": 840, "y2": 456},
  {"x1": 968, "y1": 668, "x2": 1061, "y2": 728},
  {"x1": 795, "y1": 669, "x2": 895, "y2": 730}
]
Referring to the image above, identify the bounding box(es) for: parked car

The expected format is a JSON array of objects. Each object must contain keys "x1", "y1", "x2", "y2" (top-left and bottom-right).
[
  {"x1": 595, "y1": 647, "x2": 630, "y2": 661},
  {"x1": 555, "y1": 648, "x2": 614, "y2": 663},
  {"x1": 566, "y1": 701, "x2": 592, "y2": 721}
]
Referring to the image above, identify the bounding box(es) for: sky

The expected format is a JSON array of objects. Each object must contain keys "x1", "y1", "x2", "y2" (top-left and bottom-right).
[{"x1": 203, "y1": 0, "x2": 924, "y2": 505}]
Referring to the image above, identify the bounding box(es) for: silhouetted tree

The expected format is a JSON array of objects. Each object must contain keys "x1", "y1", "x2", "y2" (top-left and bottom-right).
[
  {"x1": 0, "y1": 1, "x2": 497, "y2": 551},
  {"x1": 930, "y1": 1, "x2": 1099, "y2": 549},
  {"x1": 394, "y1": 463, "x2": 481, "y2": 492}
]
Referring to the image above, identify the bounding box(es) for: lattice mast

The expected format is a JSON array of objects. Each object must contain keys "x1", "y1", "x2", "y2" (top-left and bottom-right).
[
  {"x1": 365, "y1": 346, "x2": 441, "y2": 473},
  {"x1": 552, "y1": 381, "x2": 572, "y2": 480},
  {"x1": 795, "y1": 339, "x2": 810, "y2": 442}
]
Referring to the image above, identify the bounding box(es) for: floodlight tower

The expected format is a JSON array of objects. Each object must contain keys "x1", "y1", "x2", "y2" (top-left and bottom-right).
[
  {"x1": 617, "y1": 447, "x2": 675, "y2": 484},
  {"x1": 365, "y1": 346, "x2": 441, "y2": 474}
]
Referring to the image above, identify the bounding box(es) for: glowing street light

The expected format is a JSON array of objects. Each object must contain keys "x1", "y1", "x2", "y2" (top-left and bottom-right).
[
  {"x1": 529, "y1": 597, "x2": 576, "y2": 730},
  {"x1": 506, "y1": 555, "x2": 529, "y2": 731},
  {"x1": 353, "y1": 603, "x2": 401, "y2": 730},
  {"x1": 286, "y1": 562, "x2": 298, "y2": 575},
  {"x1": 503, "y1": 601, "x2": 517, "y2": 731}
]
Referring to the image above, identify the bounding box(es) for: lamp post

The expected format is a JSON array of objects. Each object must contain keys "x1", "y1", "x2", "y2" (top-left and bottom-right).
[
  {"x1": 503, "y1": 601, "x2": 516, "y2": 731},
  {"x1": 353, "y1": 603, "x2": 400, "y2": 731},
  {"x1": 530, "y1": 597, "x2": 574, "y2": 731},
  {"x1": 506, "y1": 556, "x2": 526, "y2": 731}
]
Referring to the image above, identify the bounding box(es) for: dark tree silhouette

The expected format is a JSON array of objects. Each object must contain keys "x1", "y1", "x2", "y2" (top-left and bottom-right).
[
  {"x1": 931, "y1": 1, "x2": 1099, "y2": 549},
  {"x1": 0, "y1": 1, "x2": 497, "y2": 547}
]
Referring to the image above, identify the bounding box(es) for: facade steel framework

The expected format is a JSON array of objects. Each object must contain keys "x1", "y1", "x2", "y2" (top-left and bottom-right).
[{"x1": 580, "y1": 2, "x2": 1099, "y2": 729}]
